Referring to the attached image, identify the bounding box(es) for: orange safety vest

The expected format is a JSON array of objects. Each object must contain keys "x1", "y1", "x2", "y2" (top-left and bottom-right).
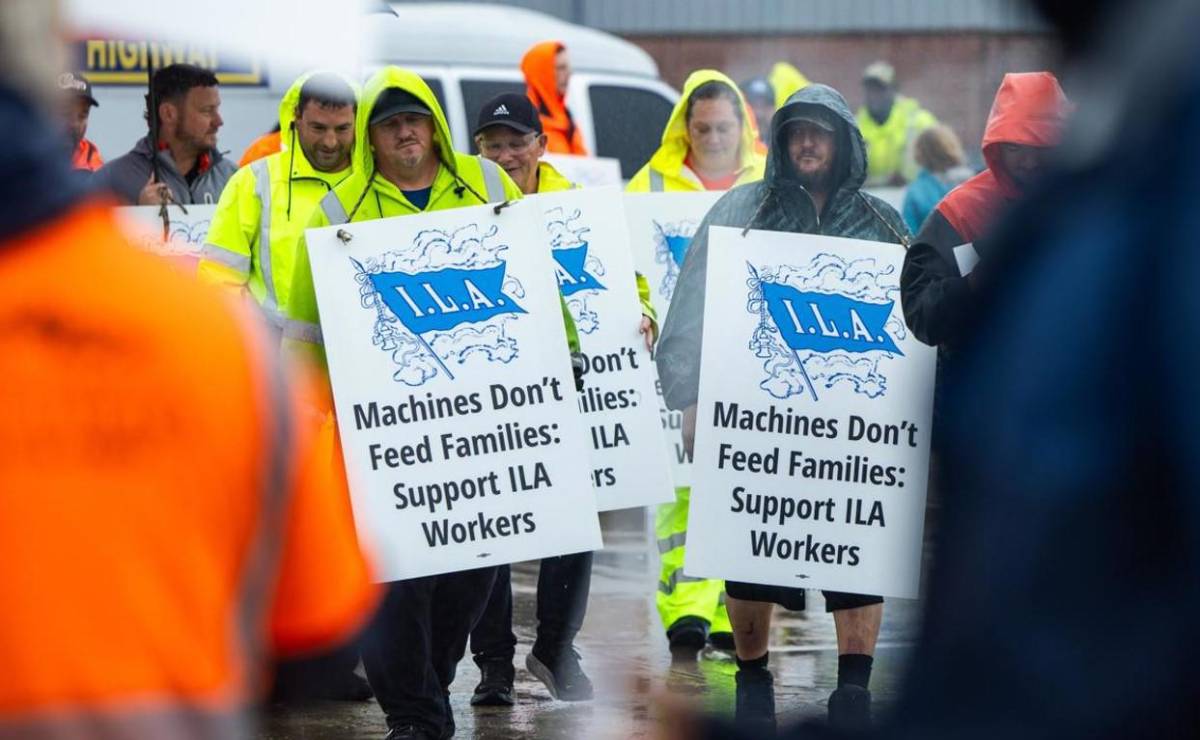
[
  {"x1": 71, "y1": 139, "x2": 103, "y2": 172},
  {"x1": 0, "y1": 202, "x2": 376, "y2": 739},
  {"x1": 238, "y1": 130, "x2": 282, "y2": 169}
]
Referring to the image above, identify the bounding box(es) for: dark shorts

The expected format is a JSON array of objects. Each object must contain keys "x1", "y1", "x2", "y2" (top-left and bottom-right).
[{"x1": 724, "y1": 581, "x2": 883, "y2": 613}]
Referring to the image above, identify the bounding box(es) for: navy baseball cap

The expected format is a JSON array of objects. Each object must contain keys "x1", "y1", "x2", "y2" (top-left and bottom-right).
[
  {"x1": 58, "y1": 71, "x2": 98, "y2": 107},
  {"x1": 369, "y1": 88, "x2": 431, "y2": 125}
]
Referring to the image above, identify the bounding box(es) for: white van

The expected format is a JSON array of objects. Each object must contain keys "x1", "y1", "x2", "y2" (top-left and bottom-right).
[{"x1": 82, "y1": 2, "x2": 678, "y2": 179}]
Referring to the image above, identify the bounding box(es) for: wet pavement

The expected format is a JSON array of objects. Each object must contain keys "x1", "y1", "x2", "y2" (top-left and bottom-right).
[{"x1": 259, "y1": 519, "x2": 921, "y2": 739}]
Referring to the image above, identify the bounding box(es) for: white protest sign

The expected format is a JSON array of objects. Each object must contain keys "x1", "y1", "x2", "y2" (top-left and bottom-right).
[
  {"x1": 684, "y1": 227, "x2": 936, "y2": 598},
  {"x1": 535, "y1": 187, "x2": 674, "y2": 511},
  {"x1": 305, "y1": 201, "x2": 602, "y2": 582},
  {"x1": 542, "y1": 154, "x2": 623, "y2": 188},
  {"x1": 623, "y1": 191, "x2": 723, "y2": 488},
  {"x1": 115, "y1": 204, "x2": 216, "y2": 268}
]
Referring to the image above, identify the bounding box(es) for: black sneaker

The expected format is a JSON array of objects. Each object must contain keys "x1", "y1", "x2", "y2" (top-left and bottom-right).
[
  {"x1": 734, "y1": 667, "x2": 776, "y2": 736},
  {"x1": 828, "y1": 685, "x2": 872, "y2": 731},
  {"x1": 708, "y1": 631, "x2": 736, "y2": 651},
  {"x1": 470, "y1": 660, "x2": 514, "y2": 707},
  {"x1": 666, "y1": 616, "x2": 708, "y2": 661},
  {"x1": 525, "y1": 647, "x2": 594, "y2": 701},
  {"x1": 384, "y1": 725, "x2": 436, "y2": 740}
]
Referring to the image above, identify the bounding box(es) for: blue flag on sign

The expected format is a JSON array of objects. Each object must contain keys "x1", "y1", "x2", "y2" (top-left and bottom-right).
[
  {"x1": 664, "y1": 235, "x2": 691, "y2": 267},
  {"x1": 552, "y1": 242, "x2": 606, "y2": 297},
  {"x1": 760, "y1": 282, "x2": 902, "y2": 355},
  {"x1": 370, "y1": 263, "x2": 525, "y2": 335}
]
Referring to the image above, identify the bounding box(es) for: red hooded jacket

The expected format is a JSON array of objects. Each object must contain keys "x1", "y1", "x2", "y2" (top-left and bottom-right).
[
  {"x1": 937, "y1": 72, "x2": 1069, "y2": 242},
  {"x1": 521, "y1": 41, "x2": 588, "y2": 155}
]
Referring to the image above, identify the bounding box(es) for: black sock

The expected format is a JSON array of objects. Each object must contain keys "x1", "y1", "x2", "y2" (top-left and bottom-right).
[
  {"x1": 736, "y1": 652, "x2": 769, "y2": 672},
  {"x1": 837, "y1": 653, "x2": 873, "y2": 688}
]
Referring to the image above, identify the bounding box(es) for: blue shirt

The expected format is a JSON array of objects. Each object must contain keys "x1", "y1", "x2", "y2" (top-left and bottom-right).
[{"x1": 402, "y1": 186, "x2": 432, "y2": 211}]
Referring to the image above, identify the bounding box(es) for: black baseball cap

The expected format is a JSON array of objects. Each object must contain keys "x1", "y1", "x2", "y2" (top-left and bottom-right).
[
  {"x1": 780, "y1": 105, "x2": 837, "y2": 133},
  {"x1": 58, "y1": 71, "x2": 98, "y2": 107},
  {"x1": 473, "y1": 93, "x2": 542, "y2": 137},
  {"x1": 369, "y1": 88, "x2": 431, "y2": 125}
]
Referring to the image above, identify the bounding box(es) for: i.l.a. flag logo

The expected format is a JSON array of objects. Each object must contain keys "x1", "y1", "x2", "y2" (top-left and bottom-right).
[
  {"x1": 355, "y1": 224, "x2": 527, "y2": 386},
  {"x1": 369, "y1": 264, "x2": 524, "y2": 334},
  {"x1": 552, "y1": 242, "x2": 606, "y2": 297},
  {"x1": 746, "y1": 255, "x2": 907, "y2": 401},
  {"x1": 760, "y1": 283, "x2": 901, "y2": 355}
]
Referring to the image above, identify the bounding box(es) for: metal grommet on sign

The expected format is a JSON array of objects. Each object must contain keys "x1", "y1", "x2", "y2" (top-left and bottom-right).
[{"x1": 336, "y1": 229, "x2": 353, "y2": 244}]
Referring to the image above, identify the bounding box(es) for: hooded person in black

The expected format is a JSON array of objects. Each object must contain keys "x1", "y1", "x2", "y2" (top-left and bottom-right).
[{"x1": 656, "y1": 83, "x2": 909, "y2": 733}]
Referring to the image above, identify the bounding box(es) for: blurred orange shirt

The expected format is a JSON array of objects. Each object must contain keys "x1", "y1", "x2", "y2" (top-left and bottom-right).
[{"x1": 0, "y1": 202, "x2": 376, "y2": 734}]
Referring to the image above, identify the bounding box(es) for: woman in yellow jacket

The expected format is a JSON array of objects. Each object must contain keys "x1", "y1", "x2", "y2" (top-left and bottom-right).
[
  {"x1": 628, "y1": 70, "x2": 765, "y2": 657},
  {"x1": 628, "y1": 69, "x2": 766, "y2": 193}
]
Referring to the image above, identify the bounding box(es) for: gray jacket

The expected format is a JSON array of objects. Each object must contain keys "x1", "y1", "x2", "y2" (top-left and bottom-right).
[
  {"x1": 655, "y1": 83, "x2": 910, "y2": 411},
  {"x1": 97, "y1": 136, "x2": 236, "y2": 206}
]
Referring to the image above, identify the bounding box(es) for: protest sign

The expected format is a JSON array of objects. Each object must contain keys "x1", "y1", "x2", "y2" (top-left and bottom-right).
[
  {"x1": 684, "y1": 227, "x2": 936, "y2": 598},
  {"x1": 623, "y1": 191, "x2": 723, "y2": 488},
  {"x1": 305, "y1": 201, "x2": 602, "y2": 582},
  {"x1": 542, "y1": 154, "x2": 623, "y2": 188},
  {"x1": 535, "y1": 187, "x2": 673, "y2": 511},
  {"x1": 116, "y1": 204, "x2": 215, "y2": 269}
]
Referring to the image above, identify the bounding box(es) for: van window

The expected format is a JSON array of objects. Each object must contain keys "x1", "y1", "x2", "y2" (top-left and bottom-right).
[
  {"x1": 460, "y1": 78, "x2": 526, "y2": 153},
  {"x1": 589, "y1": 85, "x2": 674, "y2": 179},
  {"x1": 422, "y1": 77, "x2": 447, "y2": 117}
]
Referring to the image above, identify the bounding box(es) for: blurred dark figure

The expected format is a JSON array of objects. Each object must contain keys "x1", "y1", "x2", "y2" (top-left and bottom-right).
[{"x1": 661, "y1": 0, "x2": 1200, "y2": 738}]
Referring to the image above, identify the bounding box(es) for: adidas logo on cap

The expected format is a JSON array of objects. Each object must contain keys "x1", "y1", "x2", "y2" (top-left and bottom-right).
[{"x1": 493, "y1": 104, "x2": 510, "y2": 116}]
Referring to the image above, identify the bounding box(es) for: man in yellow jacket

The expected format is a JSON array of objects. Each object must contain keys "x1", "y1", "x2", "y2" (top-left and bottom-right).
[
  {"x1": 626, "y1": 69, "x2": 765, "y2": 659},
  {"x1": 857, "y1": 60, "x2": 938, "y2": 186},
  {"x1": 199, "y1": 73, "x2": 357, "y2": 330},
  {"x1": 283, "y1": 67, "x2": 522, "y2": 740}
]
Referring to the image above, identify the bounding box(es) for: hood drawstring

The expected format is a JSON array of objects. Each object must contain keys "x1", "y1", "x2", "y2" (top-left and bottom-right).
[
  {"x1": 856, "y1": 192, "x2": 910, "y2": 247},
  {"x1": 741, "y1": 186, "x2": 775, "y2": 237},
  {"x1": 443, "y1": 155, "x2": 489, "y2": 204},
  {"x1": 286, "y1": 125, "x2": 297, "y2": 219}
]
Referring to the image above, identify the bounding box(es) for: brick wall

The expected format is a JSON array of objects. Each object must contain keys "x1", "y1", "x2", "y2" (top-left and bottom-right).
[{"x1": 624, "y1": 32, "x2": 1061, "y2": 161}]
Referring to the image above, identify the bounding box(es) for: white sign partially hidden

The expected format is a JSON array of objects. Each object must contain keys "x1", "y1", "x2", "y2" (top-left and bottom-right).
[
  {"x1": 624, "y1": 191, "x2": 723, "y2": 489},
  {"x1": 116, "y1": 204, "x2": 216, "y2": 267},
  {"x1": 305, "y1": 202, "x2": 602, "y2": 582},
  {"x1": 685, "y1": 227, "x2": 935, "y2": 598},
  {"x1": 536, "y1": 187, "x2": 674, "y2": 511},
  {"x1": 542, "y1": 154, "x2": 623, "y2": 188}
]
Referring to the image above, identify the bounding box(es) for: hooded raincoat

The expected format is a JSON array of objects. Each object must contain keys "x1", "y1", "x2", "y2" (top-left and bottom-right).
[
  {"x1": 626, "y1": 70, "x2": 766, "y2": 193},
  {"x1": 521, "y1": 41, "x2": 587, "y2": 155},
  {"x1": 282, "y1": 67, "x2": 522, "y2": 367},
  {"x1": 901, "y1": 72, "x2": 1068, "y2": 349},
  {"x1": 199, "y1": 73, "x2": 357, "y2": 326},
  {"x1": 650, "y1": 84, "x2": 905, "y2": 637},
  {"x1": 657, "y1": 83, "x2": 910, "y2": 412}
]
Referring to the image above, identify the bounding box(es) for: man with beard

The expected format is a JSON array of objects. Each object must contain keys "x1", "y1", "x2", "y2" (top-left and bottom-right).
[
  {"x1": 656, "y1": 83, "x2": 909, "y2": 733},
  {"x1": 200, "y1": 73, "x2": 358, "y2": 335},
  {"x1": 98, "y1": 63, "x2": 235, "y2": 205}
]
